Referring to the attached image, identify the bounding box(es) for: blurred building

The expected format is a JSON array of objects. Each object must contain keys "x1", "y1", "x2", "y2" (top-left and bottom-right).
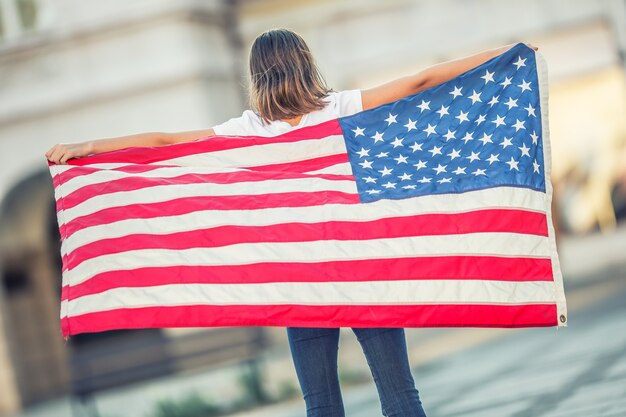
[{"x1": 0, "y1": 0, "x2": 625, "y2": 415}]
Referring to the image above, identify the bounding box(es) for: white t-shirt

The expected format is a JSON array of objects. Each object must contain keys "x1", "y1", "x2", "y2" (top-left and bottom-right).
[{"x1": 211, "y1": 89, "x2": 363, "y2": 136}]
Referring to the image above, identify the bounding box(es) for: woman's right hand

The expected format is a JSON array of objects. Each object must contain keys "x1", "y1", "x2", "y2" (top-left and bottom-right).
[{"x1": 45, "y1": 141, "x2": 93, "y2": 165}]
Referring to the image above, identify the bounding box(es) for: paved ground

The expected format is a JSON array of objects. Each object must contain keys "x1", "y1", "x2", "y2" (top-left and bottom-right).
[{"x1": 232, "y1": 270, "x2": 626, "y2": 417}]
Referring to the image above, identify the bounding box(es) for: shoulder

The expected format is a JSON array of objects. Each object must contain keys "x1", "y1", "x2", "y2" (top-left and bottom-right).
[
  {"x1": 212, "y1": 109, "x2": 263, "y2": 136},
  {"x1": 324, "y1": 89, "x2": 363, "y2": 117}
]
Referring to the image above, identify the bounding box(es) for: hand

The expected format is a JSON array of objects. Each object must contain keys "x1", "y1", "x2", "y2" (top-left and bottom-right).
[
  {"x1": 525, "y1": 43, "x2": 539, "y2": 51},
  {"x1": 45, "y1": 141, "x2": 92, "y2": 165}
]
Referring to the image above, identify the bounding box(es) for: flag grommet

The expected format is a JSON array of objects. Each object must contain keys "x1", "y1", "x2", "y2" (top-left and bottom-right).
[{"x1": 559, "y1": 315, "x2": 567, "y2": 323}]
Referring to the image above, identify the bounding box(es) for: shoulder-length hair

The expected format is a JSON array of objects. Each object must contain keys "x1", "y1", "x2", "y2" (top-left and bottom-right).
[{"x1": 248, "y1": 28, "x2": 333, "y2": 125}]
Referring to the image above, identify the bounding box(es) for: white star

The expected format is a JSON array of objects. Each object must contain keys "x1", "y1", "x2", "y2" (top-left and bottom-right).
[
  {"x1": 356, "y1": 147, "x2": 370, "y2": 158},
  {"x1": 530, "y1": 131, "x2": 539, "y2": 145},
  {"x1": 512, "y1": 119, "x2": 526, "y2": 131},
  {"x1": 518, "y1": 79, "x2": 532, "y2": 92},
  {"x1": 533, "y1": 159, "x2": 540, "y2": 173},
  {"x1": 394, "y1": 154, "x2": 408, "y2": 164},
  {"x1": 385, "y1": 113, "x2": 398, "y2": 125},
  {"x1": 363, "y1": 176, "x2": 376, "y2": 183},
  {"x1": 438, "y1": 177, "x2": 452, "y2": 184},
  {"x1": 462, "y1": 131, "x2": 474, "y2": 143},
  {"x1": 524, "y1": 104, "x2": 536, "y2": 117},
  {"x1": 448, "y1": 148, "x2": 461, "y2": 160},
  {"x1": 417, "y1": 100, "x2": 431, "y2": 112},
  {"x1": 382, "y1": 181, "x2": 397, "y2": 189},
  {"x1": 456, "y1": 110, "x2": 469, "y2": 123},
  {"x1": 500, "y1": 137, "x2": 513, "y2": 149},
  {"x1": 359, "y1": 159, "x2": 373, "y2": 169},
  {"x1": 468, "y1": 89, "x2": 482, "y2": 104},
  {"x1": 402, "y1": 184, "x2": 417, "y2": 190},
  {"x1": 404, "y1": 118, "x2": 417, "y2": 131},
  {"x1": 372, "y1": 131, "x2": 385, "y2": 143},
  {"x1": 504, "y1": 97, "x2": 518, "y2": 109},
  {"x1": 433, "y1": 163, "x2": 447, "y2": 174},
  {"x1": 453, "y1": 166, "x2": 466, "y2": 175},
  {"x1": 449, "y1": 86, "x2": 463, "y2": 98},
  {"x1": 366, "y1": 189, "x2": 381, "y2": 195},
  {"x1": 413, "y1": 160, "x2": 427, "y2": 170},
  {"x1": 375, "y1": 151, "x2": 389, "y2": 158},
  {"x1": 504, "y1": 97, "x2": 517, "y2": 110},
  {"x1": 486, "y1": 153, "x2": 500, "y2": 164},
  {"x1": 436, "y1": 105, "x2": 450, "y2": 118},
  {"x1": 472, "y1": 168, "x2": 487, "y2": 176},
  {"x1": 443, "y1": 129, "x2": 456, "y2": 141},
  {"x1": 479, "y1": 133, "x2": 493, "y2": 145},
  {"x1": 423, "y1": 123, "x2": 437, "y2": 136},
  {"x1": 429, "y1": 145, "x2": 443, "y2": 157},
  {"x1": 466, "y1": 151, "x2": 480, "y2": 162},
  {"x1": 475, "y1": 114, "x2": 487, "y2": 125},
  {"x1": 409, "y1": 142, "x2": 423, "y2": 152},
  {"x1": 506, "y1": 156, "x2": 520, "y2": 171},
  {"x1": 417, "y1": 176, "x2": 431, "y2": 183},
  {"x1": 513, "y1": 56, "x2": 527, "y2": 70},
  {"x1": 390, "y1": 137, "x2": 404, "y2": 148},
  {"x1": 398, "y1": 172, "x2": 412, "y2": 181},
  {"x1": 500, "y1": 76, "x2": 513, "y2": 87},
  {"x1": 488, "y1": 95, "x2": 500, "y2": 107},
  {"x1": 352, "y1": 126, "x2": 365, "y2": 137},
  {"x1": 481, "y1": 69, "x2": 495, "y2": 84},
  {"x1": 492, "y1": 115, "x2": 506, "y2": 127},
  {"x1": 379, "y1": 166, "x2": 393, "y2": 176},
  {"x1": 519, "y1": 143, "x2": 531, "y2": 157}
]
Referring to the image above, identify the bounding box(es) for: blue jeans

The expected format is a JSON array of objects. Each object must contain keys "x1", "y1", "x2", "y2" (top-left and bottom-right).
[{"x1": 287, "y1": 327, "x2": 427, "y2": 417}]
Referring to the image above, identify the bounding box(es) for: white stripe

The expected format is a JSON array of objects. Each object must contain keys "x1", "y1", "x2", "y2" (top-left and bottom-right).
[
  {"x1": 60, "y1": 186, "x2": 546, "y2": 255},
  {"x1": 159, "y1": 135, "x2": 347, "y2": 167},
  {"x1": 59, "y1": 166, "x2": 246, "y2": 195},
  {"x1": 64, "y1": 232, "x2": 550, "y2": 285},
  {"x1": 304, "y1": 162, "x2": 353, "y2": 175},
  {"x1": 60, "y1": 279, "x2": 558, "y2": 317},
  {"x1": 59, "y1": 177, "x2": 358, "y2": 224}
]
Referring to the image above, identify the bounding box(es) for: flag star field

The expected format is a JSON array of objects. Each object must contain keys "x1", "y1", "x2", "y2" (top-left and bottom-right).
[{"x1": 340, "y1": 46, "x2": 544, "y2": 203}]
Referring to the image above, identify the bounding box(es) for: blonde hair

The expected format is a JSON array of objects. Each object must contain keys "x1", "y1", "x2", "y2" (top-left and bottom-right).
[{"x1": 248, "y1": 28, "x2": 333, "y2": 125}]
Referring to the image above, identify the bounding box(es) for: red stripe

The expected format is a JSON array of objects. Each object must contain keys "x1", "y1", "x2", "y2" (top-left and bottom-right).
[
  {"x1": 53, "y1": 164, "x2": 177, "y2": 185},
  {"x1": 52, "y1": 153, "x2": 349, "y2": 185},
  {"x1": 47, "y1": 119, "x2": 342, "y2": 166},
  {"x1": 64, "y1": 209, "x2": 548, "y2": 270},
  {"x1": 61, "y1": 191, "x2": 360, "y2": 237},
  {"x1": 250, "y1": 154, "x2": 349, "y2": 173},
  {"x1": 61, "y1": 304, "x2": 558, "y2": 337},
  {"x1": 58, "y1": 170, "x2": 354, "y2": 210},
  {"x1": 62, "y1": 256, "x2": 554, "y2": 301}
]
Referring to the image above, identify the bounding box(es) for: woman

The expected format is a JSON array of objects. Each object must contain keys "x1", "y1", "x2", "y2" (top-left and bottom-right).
[{"x1": 46, "y1": 28, "x2": 537, "y2": 417}]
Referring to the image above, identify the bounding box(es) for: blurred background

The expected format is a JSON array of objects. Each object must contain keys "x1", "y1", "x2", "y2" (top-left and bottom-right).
[{"x1": 1, "y1": 1, "x2": 625, "y2": 416}]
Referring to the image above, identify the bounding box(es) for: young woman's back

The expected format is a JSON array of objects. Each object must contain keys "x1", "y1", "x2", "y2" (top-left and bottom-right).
[
  {"x1": 210, "y1": 29, "x2": 429, "y2": 417},
  {"x1": 211, "y1": 89, "x2": 362, "y2": 137}
]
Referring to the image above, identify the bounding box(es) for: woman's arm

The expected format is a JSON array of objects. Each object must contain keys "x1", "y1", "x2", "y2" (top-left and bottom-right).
[
  {"x1": 361, "y1": 42, "x2": 538, "y2": 111},
  {"x1": 45, "y1": 128, "x2": 215, "y2": 164}
]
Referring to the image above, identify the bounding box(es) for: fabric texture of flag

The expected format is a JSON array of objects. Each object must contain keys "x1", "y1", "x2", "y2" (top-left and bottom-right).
[{"x1": 48, "y1": 42, "x2": 567, "y2": 339}]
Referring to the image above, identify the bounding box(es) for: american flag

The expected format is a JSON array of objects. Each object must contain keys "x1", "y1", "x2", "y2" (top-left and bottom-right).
[{"x1": 48, "y1": 42, "x2": 567, "y2": 339}]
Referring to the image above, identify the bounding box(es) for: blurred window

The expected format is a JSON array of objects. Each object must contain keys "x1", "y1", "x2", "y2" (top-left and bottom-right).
[{"x1": 0, "y1": 0, "x2": 38, "y2": 42}]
